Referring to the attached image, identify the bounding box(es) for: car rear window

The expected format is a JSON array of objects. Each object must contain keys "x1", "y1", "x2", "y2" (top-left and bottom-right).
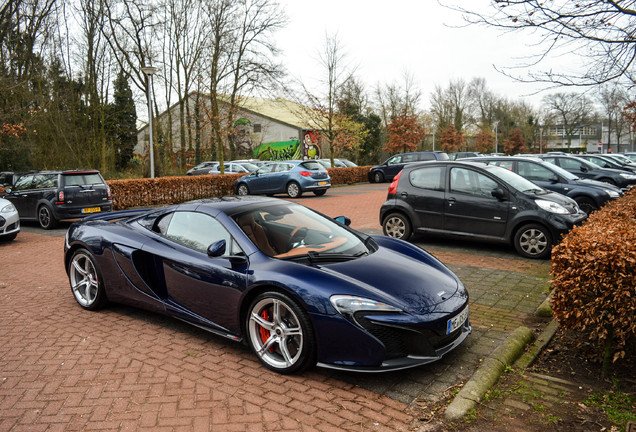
[
  {"x1": 300, "y1": 161, "x2": 323, "y2": 170},
  {"x1": 63, "y1": 173, "x2": 104, "y2": 186}
]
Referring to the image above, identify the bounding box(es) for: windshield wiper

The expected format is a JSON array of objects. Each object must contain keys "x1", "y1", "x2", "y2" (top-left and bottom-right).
[{"x1": 306, "y1": 250, "x2": 368, "y2": 263}]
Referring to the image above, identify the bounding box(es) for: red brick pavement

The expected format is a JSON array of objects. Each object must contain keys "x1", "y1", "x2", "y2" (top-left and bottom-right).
[{"x1": 0, "y1": 232, "x2": 414, "y2": 431}]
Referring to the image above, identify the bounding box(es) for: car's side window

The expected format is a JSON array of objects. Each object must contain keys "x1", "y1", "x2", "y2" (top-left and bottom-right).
[
  {"x1": 274, "y1": 163, "x2": 292, "y2": 172},
  {"x1": 13, "y1": 175, "x2": 34, "y2": 191},
  {"x1": 518, "y1": 162, "x2": 554, "y2": 181},
  {"x1": 489, "y1": 160, "x2": 514, "y2": 171},
  {"x1": 402, "y1": 154, "x2": 418, "y2": 163},
  {"x1": 33, "y1": 174, "x2": 57, "y2": 189},
  {"x1": 164, "y1": 211, "x2": 240, "y2": 255},
  {"x1": 559, "y1": 158, "x2": 583, "y2": 170},
  {"x1": 450, "y1": 168, "x2": 498, "y2": 198},
  {"x1": 387, "y1": 156, "x2": 401, "y2": 166},
  {"x1": 409, "y1": 166, "x2": 444, "y2": 191},
  {"x1": 418, "y1": 153, "x2": 435, "y2": 161}
]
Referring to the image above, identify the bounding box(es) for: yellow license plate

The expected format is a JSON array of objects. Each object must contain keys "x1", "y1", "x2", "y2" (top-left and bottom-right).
[
  {"x1": 318, "y1": 181, "x2": 327, "y2": 186},
  {"x1": 82, "y1": 207, "x2": 101, "y2": 214}
]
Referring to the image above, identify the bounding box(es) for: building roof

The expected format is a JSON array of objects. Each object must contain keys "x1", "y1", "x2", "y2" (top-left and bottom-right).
[{"x1": 231, "y1": 96, "x2": 318, "y2": 130}]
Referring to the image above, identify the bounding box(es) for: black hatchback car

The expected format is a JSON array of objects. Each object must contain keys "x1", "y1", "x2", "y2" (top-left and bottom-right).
[
  {"x1": 3, "y1": 170, "x2": 112, "y2": 229},
  {"x1": 467, "y1": 156, "x2": 623, "y2": 214},
  {"x1": 369, "y1": 151, "x2": 450, "y2": 183},
  {"x1": 379, "y1": 161, "x2": 587, "y2": 259},
  {"x1": 539, "y1": 154, "x2": 636, "y2": 191}
]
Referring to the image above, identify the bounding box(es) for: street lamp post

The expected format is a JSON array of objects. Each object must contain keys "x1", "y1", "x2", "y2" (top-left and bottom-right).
[
  {"x1": 493, "y1": 121, "x2": 499, "y2": 154},
  {"x1": 141, "y1": 66, "x2": 158, "y2": 178}
]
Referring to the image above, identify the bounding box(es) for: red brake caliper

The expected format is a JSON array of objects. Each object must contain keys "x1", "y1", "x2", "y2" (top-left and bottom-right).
[{"x1": 259, "y1": 309, "x2": 275, "y2": 352}]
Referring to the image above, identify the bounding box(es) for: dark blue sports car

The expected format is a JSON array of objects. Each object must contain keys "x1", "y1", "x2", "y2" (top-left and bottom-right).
[{"x1": 64, "y1": 196, "x2": 470, "y2": 374}]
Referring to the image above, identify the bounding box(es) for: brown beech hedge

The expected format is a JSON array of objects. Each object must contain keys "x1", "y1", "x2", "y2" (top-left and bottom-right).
[
  {"x1": 106, "y1": 166, "x2": 372, "y2": 210},
  {"x1": 550, "y1": 188, "x2": 635, "y2": 372}
]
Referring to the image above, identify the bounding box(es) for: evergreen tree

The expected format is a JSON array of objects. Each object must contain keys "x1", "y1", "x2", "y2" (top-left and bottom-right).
[{"x1": 112, "y1": 70, "x2": 137, "y2": 170}]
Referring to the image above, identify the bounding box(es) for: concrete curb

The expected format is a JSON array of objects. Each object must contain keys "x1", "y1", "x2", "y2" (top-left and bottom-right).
[
  {"x1": 535, "y1": 289, "x2": 554, "y2": 317},
  {"x1": 515, "y1": 319, "x2": 559, "y2": 370},
  {"x1": 444, "y1": 326, "x2": 535, "y2": 421}
]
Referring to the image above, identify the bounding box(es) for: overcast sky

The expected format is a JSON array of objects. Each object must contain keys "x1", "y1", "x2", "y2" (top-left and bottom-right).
[{"x1": 273, "y1": 0, "x2": 580, "y2": 110}]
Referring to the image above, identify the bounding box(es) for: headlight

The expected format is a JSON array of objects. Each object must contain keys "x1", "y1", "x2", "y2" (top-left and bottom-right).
[
  {"x1": 330, "y1": 295, "x2": 402, "y2": 316},
  {"x1": 0, "y1": 203, "x2": 16, "y2": 214},
  {"x1": 606, "y1": 190, "x2": 620, "y2": 198},
  {"x1": 620, "y1": 173, "x2": 636, "y2": 180},
  {"x1": 535, "y1": 199, "x2": 569, "y2": 214}
]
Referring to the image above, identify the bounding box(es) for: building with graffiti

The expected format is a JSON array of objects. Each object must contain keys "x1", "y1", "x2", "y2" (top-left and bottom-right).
[{"x1": 136, "y1": 94, "x2": 323, "y2": 166}]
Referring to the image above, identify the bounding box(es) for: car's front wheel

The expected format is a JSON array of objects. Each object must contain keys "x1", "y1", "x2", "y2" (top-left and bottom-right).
[
  {"x1": 286, "y1": 182, "x2": 302, "y2": 198},
  {"x1": 38, "y1": 205, "x2": 57, "y2": 229},
  {"x1": 382, "y1": 212, "x2": 412, "y2": 240},
  {"x1": 246, "y1": 292, "x2": 316, "y2": 374},
  {"x1": 574, "y1": 197, "x2": 597, "y2": 215},
  {"x1": 237, "y1": 183, "x2": 249, "y2": 196},
  {"x1": 68, "y1": 248, "x2": 108, "y2": 310},
  {"x1": 373, "y1": 171, "x2": 384, "y2": 183},
  {"x1": 514, "y1": 224, "x2": 552, "y2": 259}
]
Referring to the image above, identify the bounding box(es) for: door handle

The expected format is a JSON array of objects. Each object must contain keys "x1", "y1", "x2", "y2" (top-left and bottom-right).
[
  {"x1": 447, "y1": 197, "x2": 456, "y2": 206},
  {"x1": 399, "y1": 192, "x2": 408, "y2": 198}
]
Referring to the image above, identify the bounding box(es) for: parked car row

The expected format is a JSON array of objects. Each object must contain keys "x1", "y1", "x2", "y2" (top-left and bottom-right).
[{"x1": 234, "y1": 160, "x2": 331, "y2": 198}]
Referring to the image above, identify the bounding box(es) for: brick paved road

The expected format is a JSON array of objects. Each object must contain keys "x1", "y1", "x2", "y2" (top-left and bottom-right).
[{"x1": 0, "y1": 183, "x2": 551, "y2": 431}]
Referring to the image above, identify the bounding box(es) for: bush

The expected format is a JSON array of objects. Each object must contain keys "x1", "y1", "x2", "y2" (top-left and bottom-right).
[{"x1": 550, "y1": 189, "x2": 636, "y2": 374}]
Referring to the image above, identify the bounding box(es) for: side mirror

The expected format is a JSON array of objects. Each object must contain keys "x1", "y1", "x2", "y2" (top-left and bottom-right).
[
  {"x1": 580, "y1": 166, "x2": 589, "y2": 173},
  {"x1": 207, "y1": 239, "x2": 226, "y2": 257},
  {"x1": 491, "y1": 188, "x2": 507, "y2": 201},
  {"x1": 549, "y1": 175, "x2": 559, "y2": 183},
  {"x1": 334, "y1": 216, "x2": 351, "y2": 226}
]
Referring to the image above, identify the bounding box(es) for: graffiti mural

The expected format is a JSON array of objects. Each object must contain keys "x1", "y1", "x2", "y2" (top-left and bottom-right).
[
  {"x1": 232, "y1": 118, "x2": 255, "y2": 157},
  {"x1": 302, "y1": 131, "x2": 321, "y2": 159},
  {"x1": 253, "y1": 140, "x2": 301, "y2": 160}
]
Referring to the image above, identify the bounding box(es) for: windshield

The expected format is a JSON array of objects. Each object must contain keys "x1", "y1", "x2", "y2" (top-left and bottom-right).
[
  {"x1": 234, "y1": 203, "x2": 368, "y2": 260},
  {"x1": 484, "y1": 165, "x2": 546, "y2": 193}
]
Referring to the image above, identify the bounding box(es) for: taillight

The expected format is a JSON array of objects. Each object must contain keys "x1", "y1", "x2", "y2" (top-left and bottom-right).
[
  {"x1": 106, "y1": 186, "x2": 112, "y2": 199},
  {"x1": 387, "y1": 170, "x2": 402, "y2": 195},
  {"x1": 58, "y1": 191, "x2": 64, "y2": 202},
  {"x1": 299, "y1": 171, "x2": 312, "y2": 177}
]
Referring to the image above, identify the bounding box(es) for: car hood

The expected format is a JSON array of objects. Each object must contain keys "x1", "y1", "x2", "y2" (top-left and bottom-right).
[
  {"x1": 317, "y1": 247, "x2": 461, "y2": 315},
  {"x1": 572, "y1": 178, "x2": 621, "y2": 193}
]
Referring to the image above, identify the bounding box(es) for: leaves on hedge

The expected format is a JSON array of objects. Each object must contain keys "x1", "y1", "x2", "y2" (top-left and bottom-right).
[{"x1": 550, "y1": 188, "x2": 636, "y2": 362}]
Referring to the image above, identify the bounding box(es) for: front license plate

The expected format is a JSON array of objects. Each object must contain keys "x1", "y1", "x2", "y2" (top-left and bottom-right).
[
  {"x1": 447, "y1": 306, "x2": 469, "y2": 334},
  {"x1": 82, "y1": 207, "x2": 101, "y2": 214},
  {"x1": 318, "y1": 181, "x2": 327, "y2": 186}
]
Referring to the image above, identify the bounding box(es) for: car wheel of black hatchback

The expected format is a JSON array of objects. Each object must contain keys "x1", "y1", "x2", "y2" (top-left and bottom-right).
[
  {"x1": 246, "y1": 291, "x2": 316, "y2": 374},
  {"x1": 382, "y1": 212, "x2": 412, "y2": 240},
  {"x1": 38, "y1": 205, "x2": 58, "y2": 229},
  {"x1": 68, "y1": 248, "x2": 108, "y2": 310},
  {"x1": 514, "y1": 223, "x2": 552, "y2": 259},
  {"x1": 574, "y1": 197, "x2": 597, "y2": 215},
  {"x1": 373, "y1": 171, "x2": 384, "y2": 183}
]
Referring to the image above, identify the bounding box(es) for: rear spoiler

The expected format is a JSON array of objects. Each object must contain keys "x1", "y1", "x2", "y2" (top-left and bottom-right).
[{"x1": 82, "y1": 208, "x2": 151, "y2": 222}]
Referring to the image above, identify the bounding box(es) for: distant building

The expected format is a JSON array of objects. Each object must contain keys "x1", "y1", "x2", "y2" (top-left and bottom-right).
[
  {"x1": 136, "y1": 94, "x2": 324, "y2": 164},
  {"x1": 539, "y1": 123, "x2": 634, "y2": 153}
]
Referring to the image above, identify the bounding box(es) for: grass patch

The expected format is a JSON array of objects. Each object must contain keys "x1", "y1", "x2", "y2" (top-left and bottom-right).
[{"x1": 584, "y1": 390, "x2": 636, "y2": 430}]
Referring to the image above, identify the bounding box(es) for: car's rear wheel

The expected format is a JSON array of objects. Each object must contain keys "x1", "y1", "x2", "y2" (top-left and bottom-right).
[
  {"x1": 313, "y1": 189, "x2": 326, "y2": 196},
  {"x1": 286, "y1": 182, "x2": 302, "y2": 198},
  {"x1": 237, "y1": 183, "x2": 249, "y2": 196},
  {"x1": 514, "y1": 224, "x2": 552, "y2": 259},
  {"x1": 382, "y1": 212, "x2": 412, "y2": 240},
  {"x1": 246, "y1": 292, "x2": 316, "y2": 374},
  {"x1": 38, "y1": 205, "x2": 57, "y2": 229},
  {"x1": 68, "y1": 248, "x2": 108, "y2": 310},
  {"x1": 373, "y1": 171, "x2": 384, "y2": 183},
  {"x1": 574, "y1": 197, "x2": 597, "y2": 215}
]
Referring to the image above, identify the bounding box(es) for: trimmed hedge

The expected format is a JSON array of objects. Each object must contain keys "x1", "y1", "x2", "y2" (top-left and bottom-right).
[
  {"x1": 106, "y1": 166, "x2": 372, "y2": 210},
  {"x1": 550, "y1": 188, "x2": 636, "y2": 368}
]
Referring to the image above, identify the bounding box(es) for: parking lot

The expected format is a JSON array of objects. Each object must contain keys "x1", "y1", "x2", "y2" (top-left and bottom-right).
[{"x1": 0, "y1": 183, "x2": 552, "y2": 431}]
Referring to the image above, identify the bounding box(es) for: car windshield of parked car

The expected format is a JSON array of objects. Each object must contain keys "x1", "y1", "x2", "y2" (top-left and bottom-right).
[
  {"x1": 484, "y1": 165, "x2": 548, "y2": 193},
  {"x1": 234, "y1": 203, "x2": 369, "y2": 261}
]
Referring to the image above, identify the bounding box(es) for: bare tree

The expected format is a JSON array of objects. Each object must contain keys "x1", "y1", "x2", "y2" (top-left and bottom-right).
[
  {"x1": 429, "y1": 78, "x2": 470, "y2": 132},
  {"x1": 543, "y1": 92, "x2": 595, "y2": 148},
  {"x1": 449, "y1": 1, "x2": 636, "y2": 87},
  {"x1": 598, "y1": 85, "x2": 632, "y2": 151}
]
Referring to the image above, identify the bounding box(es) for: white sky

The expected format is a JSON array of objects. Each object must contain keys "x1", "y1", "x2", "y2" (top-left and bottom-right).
[{"x1": 273, "y1": 0, "x2": 579, "y2": 110}]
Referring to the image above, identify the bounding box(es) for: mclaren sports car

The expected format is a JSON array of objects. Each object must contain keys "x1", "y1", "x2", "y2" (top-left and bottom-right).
[{"x1": 64, "y1": 196, "x2": 470, "y2": 374}]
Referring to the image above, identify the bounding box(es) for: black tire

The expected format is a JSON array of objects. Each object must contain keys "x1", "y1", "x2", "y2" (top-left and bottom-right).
[
  {"x1": 313, "y1": 189, "x2": 326, "y2": 197},
  {"x1": 38, "y1": 205, "x2": 57, "y2": 229},
  {"x1": 382, "y1": 212, "x2": 412, "y2": 240},
  {"x1": 574, "y1": 197, "x2": 597, "y2": 215},
  {"x1": 245, "y1": 291, "x2": 316, "y2": 374},
  {"x1": 236, "y1": 183, "x2": 249, "y2": 196},
  {"x1": 68, "y1": 248, "x2": 108, "y2": 310},
  {"x1": 513, "y1": 224, "x2": 552, "y2": 259},
  {"x1": 372, "y1": 171, "x2": 384, "y2": 183},
  {"x1": 286, "y1": 182, "x2": 302, "y2": 198}
]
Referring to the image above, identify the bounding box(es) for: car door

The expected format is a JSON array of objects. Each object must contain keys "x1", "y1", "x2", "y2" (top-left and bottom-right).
[
  {"x1": 403, "y1": 165, "x2": 445, "y2": 230},
  {"x1": 150, "y1": 210, "x2": 248, "y2": 334},
  {"x1": 516, "y1": 160, "x2": 566, "y2": 195},
  {"x1": 269, "y1": 163, "x2": 294, "y2": 192},
  {"x1": 384, "y1": 155, "x2": 404, "y2": 180},
  {"x1": 6, "y1": 174, "x2": 37, "y2": 219},
  {"x1": 247, "y1": 163, "x2": 277, "y2": 193},
  {"x1": 443, "y1": 166, "x2": 508, "y2": 238}
]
